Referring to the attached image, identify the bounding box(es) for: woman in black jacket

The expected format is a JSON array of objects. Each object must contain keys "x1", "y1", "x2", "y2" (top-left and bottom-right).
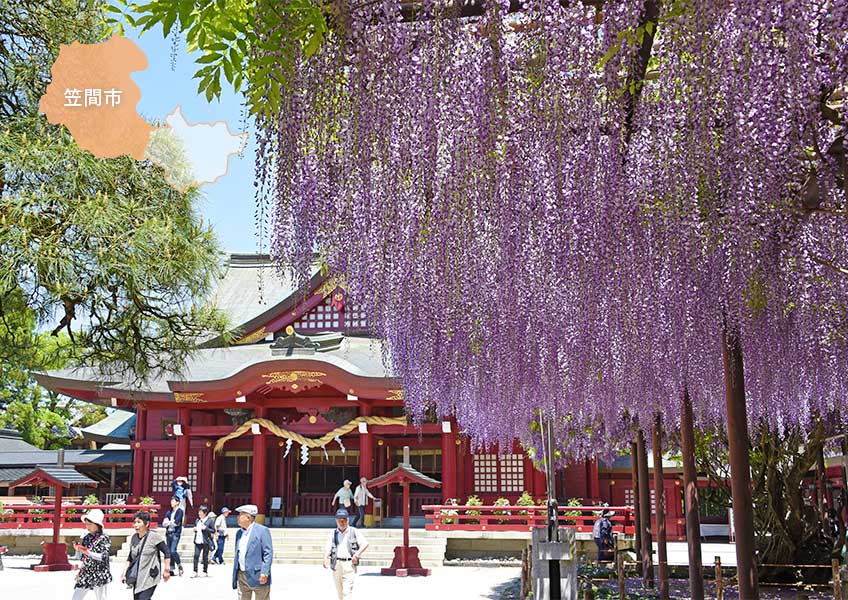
[{"x1": 192, "y1": 504, "x2": 216, "y2": 577}]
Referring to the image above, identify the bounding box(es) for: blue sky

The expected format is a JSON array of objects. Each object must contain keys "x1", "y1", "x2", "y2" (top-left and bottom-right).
[{"x1": 125, "y1": 28, "x2": 257, "y2": 253}]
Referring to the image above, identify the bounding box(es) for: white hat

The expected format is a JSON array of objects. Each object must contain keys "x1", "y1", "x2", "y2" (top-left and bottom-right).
[
  {"x1": 81, "y1": 508, "x2": 105, "y2": 527},
  {"x1": 235, "y1": 504, "x2": 258, "y2": 516},
  {"x1": 343, "y1": 479, "x2": 352, "y2": 485},
  {"x1": 175, "y1": 476, "x2": 189, "y2": 483}
]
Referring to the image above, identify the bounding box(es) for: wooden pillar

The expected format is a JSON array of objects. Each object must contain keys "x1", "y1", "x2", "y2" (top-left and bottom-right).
[
  {"x1": 110, "y1": 465, "x2": 117, "y2": 494},
  {"x1": 440, "y1": 420, "x2": 457, "y2": 502},
  {"x1": 252, "y1": 406, "x2": 268, "y2": 523},
  {"x1": 722, "y1": 324, "x2": 759, "y2": 600},
  {"x1": 636, "y1": 429, "x2": 654, "y2": 587},
  {"x1": 174, "y1": 407, "x2": 191, "y2": 480},
  {"x1": 360, "y1": 405, "x2": 375, "y2": 481},
  {"x1": 631, "y1": 441, "x2": 643, "y2": 560},
  {"x1": 680, "y1": 388, "x2": 704, "y2": 600},
  {"x1": 652, "y1": 415, "x2": 669, "y2": 600},
  {"x1": 587, "y1": 459, "x2": 600, "y2": 501},
  {"x1": 131, "y1": 407, "x2": 146, "y2": 501}
]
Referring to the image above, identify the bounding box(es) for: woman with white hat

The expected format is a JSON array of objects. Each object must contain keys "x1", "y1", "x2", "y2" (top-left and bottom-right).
[{"x1": 71, "y1": 508, "x2": 112, "y2": 599}]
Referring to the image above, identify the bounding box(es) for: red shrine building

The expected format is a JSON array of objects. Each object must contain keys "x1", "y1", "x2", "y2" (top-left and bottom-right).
[{"x1": 35, "y1": 254, "x2": 686, "y2": 533}]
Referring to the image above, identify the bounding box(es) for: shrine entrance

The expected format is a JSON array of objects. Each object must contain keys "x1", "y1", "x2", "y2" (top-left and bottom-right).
[{"x1": 296, "y1": 449, "x2": 360, "y2": 515}]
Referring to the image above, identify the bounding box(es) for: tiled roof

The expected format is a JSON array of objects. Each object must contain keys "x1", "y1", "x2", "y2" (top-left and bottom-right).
[
  {"x1": 0, "y1": 429, "x2": 40, "y2": 453},
  {"x1": 38, "y1": 335, "x2": 393, "y2": 394},
  {"x1": 80, "y1": 409, "x2": 135, "y2": 443},
  {"x1": 11, "y1": 466, "x2": 97, "y2": 487},
  {"x1": 0, "y1": 467, "x2": 34, "y2": 484},
  {"x1": 0, "y1": 449, "x2": 131, "y2": 467}
]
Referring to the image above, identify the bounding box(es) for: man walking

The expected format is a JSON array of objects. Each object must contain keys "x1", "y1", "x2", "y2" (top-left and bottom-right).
[
  {"x1": 332, "y1": 479, "x2": 355, "y2": 512},
  {"x1": 231, "y1": 504, "x2": 273, "y2": 600},
  {"x1": 213, "y1": 506, "x2": 231, "y2": 565},
  {"x1": 351, "y1": 477, "x2": 375, "y2": 528},
  {"x1": 323, "y1": 508, "x2": 370, "y2": 600}
]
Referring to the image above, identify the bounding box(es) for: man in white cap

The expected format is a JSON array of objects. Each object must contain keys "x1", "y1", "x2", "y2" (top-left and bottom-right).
[
  {"x1": 231, "y1": 504, "x2": 273, "y2": 600},
  {"x1": 332, "y1": 479, "x2": 354, "y2": 511},
  {"x1": 323, "y1": 508, "x2": 369, "y2": 600}
]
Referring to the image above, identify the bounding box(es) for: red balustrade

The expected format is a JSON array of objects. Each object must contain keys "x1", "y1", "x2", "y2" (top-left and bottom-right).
[
  {"x1": 422, "y1": 504, "x2": 635, "y2": 533},
  {"x1": 388, "y1": 493, "x2": 442, "y2": 517},
  {"x1": 298, "y1": 493, "x2": 334, "y2": 516},
  {"x1": 0, "y1": 504, "x2": 161, "y2": 530}
]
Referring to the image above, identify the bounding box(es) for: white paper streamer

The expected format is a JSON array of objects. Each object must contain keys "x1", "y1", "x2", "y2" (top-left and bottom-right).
[
  {"x1": 300, "y1": 444, "x2": 309, "y2": 464},
  {"x1": 322, "y1": 444, "x2": 329, "y2": 460},
  {"x1": 283, "y1": 438, "x2": 293, "y2": 458},
  {"x1": 335, "y1": 436, "x2": 346, "y2": 454}
]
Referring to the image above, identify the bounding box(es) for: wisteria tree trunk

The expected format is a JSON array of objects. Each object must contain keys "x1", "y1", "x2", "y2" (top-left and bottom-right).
[{"x1": 697, "y1": 420, "x2": 842, "y2": 583}]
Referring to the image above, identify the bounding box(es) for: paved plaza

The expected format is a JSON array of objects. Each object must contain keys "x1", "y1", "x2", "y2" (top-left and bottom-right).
[{"x1": 1, "y1": 557, "x2": 521, "y2": 599}]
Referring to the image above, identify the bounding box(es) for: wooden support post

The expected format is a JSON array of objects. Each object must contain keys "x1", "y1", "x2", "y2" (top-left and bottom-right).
[
  {"x1": 819, "y1": 448, "x2": 829, "y2": 515},
  {"x1": 636, "y1": 430, "x2": 654, "y2": 588},
  {"x1": 617, "y1": 551, "x2": 626, "y2": 600},
  {"x1": 631, "y1": 440, "x2": 643, "y2": 559},
  {"x1": 652, "y1": 415, "x2": 669, "y2": 600},
  {"x1": 252, "y1": 406, "x2": 268, "y2": 523},
  {"x1": 722, "y1": 324, "x2": 759, "y2": 600},
  {"x1": 715, "y1": 556, "x2": 723, "y2": 600},
  {"x1": 680, "y1": 388, "x2": 705, "y2": 600},
  {"x1": 833, "y1": 558, "x2": 841, "y2": 600}
]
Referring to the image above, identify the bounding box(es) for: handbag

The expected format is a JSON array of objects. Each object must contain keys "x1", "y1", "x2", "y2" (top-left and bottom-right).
[{"x1": 125, "y1": 533, "x2": 149, "y2": 587}]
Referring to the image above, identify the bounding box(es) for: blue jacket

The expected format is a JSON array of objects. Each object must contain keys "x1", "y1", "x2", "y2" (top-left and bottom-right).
[{"x1": 231, "y1": 523, "x2": 273, "y2": 589}]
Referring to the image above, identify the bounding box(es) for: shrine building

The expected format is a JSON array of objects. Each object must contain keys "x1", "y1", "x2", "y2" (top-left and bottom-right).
[{"x1": 35, "y1": 254, "x2": 671, "y2": 529}]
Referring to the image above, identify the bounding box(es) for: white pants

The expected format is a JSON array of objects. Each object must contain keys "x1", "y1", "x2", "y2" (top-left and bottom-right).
[
  {"x1": 333, "y1": 560, "x2": 357, "y2": 599},
  {"x1": 72, "y1": 586, "x2": 107, "y2": 600}
]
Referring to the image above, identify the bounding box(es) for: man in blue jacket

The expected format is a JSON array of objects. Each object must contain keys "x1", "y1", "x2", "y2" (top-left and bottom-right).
[{"x1": 231, "y1": 504, "x2": 273, "y2": 600}]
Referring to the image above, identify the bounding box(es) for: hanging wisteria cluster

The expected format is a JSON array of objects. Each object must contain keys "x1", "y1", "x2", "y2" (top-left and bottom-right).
[{"x1": 256, "y1": 0, "x2": 848, "y2": 460}]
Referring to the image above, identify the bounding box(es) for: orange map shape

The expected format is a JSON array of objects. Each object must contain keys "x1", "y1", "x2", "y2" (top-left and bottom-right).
[{"x1": 39, "y1": 35, "x2": 153, "y2": 160}]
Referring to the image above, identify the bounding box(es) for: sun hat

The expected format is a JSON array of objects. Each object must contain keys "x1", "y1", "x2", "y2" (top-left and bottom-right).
[
  {"x1": 81, "y1": 508, "x2": 105, "y2": 527},
  {"x1": 175, "y1": 476, "x2": 189, "y2": 483}
]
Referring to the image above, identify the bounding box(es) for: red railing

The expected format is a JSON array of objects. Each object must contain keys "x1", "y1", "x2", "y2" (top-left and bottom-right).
[
  {"x1": 298, "y1": 493, "x2": 334, "y2": 516},
  {"x1": 389, "y1": 493, "x2": 442, "y2": 517},
  {"x1": 0, "y1": 504, "x2": 161, "y2": 530},
  {"x1": 422, "y1": 504, "x2": 635, "y2": 533}
]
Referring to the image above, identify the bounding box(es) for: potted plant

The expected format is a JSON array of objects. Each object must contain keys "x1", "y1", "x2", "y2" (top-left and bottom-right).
[
  {"x1": 515, "y1": 490, "x2": 536, "y2": 525},
  {"x1": 465, "y1": 495, "x2": 483, "y2": 525},
  {"x1": 440, "y1": 498, "x2": 459, "y2": 525},
  {"x1": 28, "y1": 496, "x2": 46, "y2": 523},
  {"x1": 139, "y1": 496, "x2": 157, "y2": 518},
  {"x1": 562, "y1": 497, "x2": 582, "y2": 525},
  {"x1": 493, "y1": 497, "x2": 511, "y2": 524}
]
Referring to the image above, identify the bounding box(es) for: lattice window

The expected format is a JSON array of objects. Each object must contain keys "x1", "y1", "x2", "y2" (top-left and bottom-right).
[
  {"x1": 473, "y1": 454, "x2": 499, "y2": 493},
  {"x1": 151, "y1": 454, "x2": 198, "y2": 493},
  {"x1": 344, "y1": 305, "x2": 367, "y2": 330},
  {"x1": 151, "y1": 455, "x2": 174, "y2": 493},
  {"x1": 499, "y1": 454, "x2": 525, "y2": 493},
  {"x1": 293, "y1": 296, "x2": 338, "y2": 332},
  {"x1": 473, "y1": 454, "x2": 524, "y2": 494},
  {"x1": 624, "y1": 488, "x2": 660, "y2": 514},
  {"x1": 188, "y1": 455, "x2": 198, "y2": 487},
  {"x1": 291, "y1": 292, "x2": 368, "y2": 333}
]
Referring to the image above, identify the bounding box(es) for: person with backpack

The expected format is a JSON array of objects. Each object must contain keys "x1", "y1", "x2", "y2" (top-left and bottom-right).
[
  {"x1": 121, "y1": 511, "x2": 171, "y2": 600},
  {"x1": 323, "y1": 508, "x2": 370, "y2": 600},
  {"x1": 592, "y1": 508, "x2": 615, "y2": 561},
  {"x1": 162, "y1": 497, "x2": 184, "y2": 577}
]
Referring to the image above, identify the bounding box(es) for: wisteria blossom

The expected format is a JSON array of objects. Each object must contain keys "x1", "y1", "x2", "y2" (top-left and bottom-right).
[{"x1": 256, "y1": 0, "x2": 848, "y2": 458}]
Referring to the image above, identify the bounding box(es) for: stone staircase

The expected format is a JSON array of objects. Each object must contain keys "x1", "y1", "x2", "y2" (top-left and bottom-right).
[{"x1": 116, "y1": 528, "x2": 447, "y2": 568}]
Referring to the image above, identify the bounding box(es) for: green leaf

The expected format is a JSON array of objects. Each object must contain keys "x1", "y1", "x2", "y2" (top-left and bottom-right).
[
  {"x1": 195, "y1": 52, "x2": 221, "y2": 64},
  {"x1": 303, "y1": 31, "x2": 322, "y2": 57}
]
